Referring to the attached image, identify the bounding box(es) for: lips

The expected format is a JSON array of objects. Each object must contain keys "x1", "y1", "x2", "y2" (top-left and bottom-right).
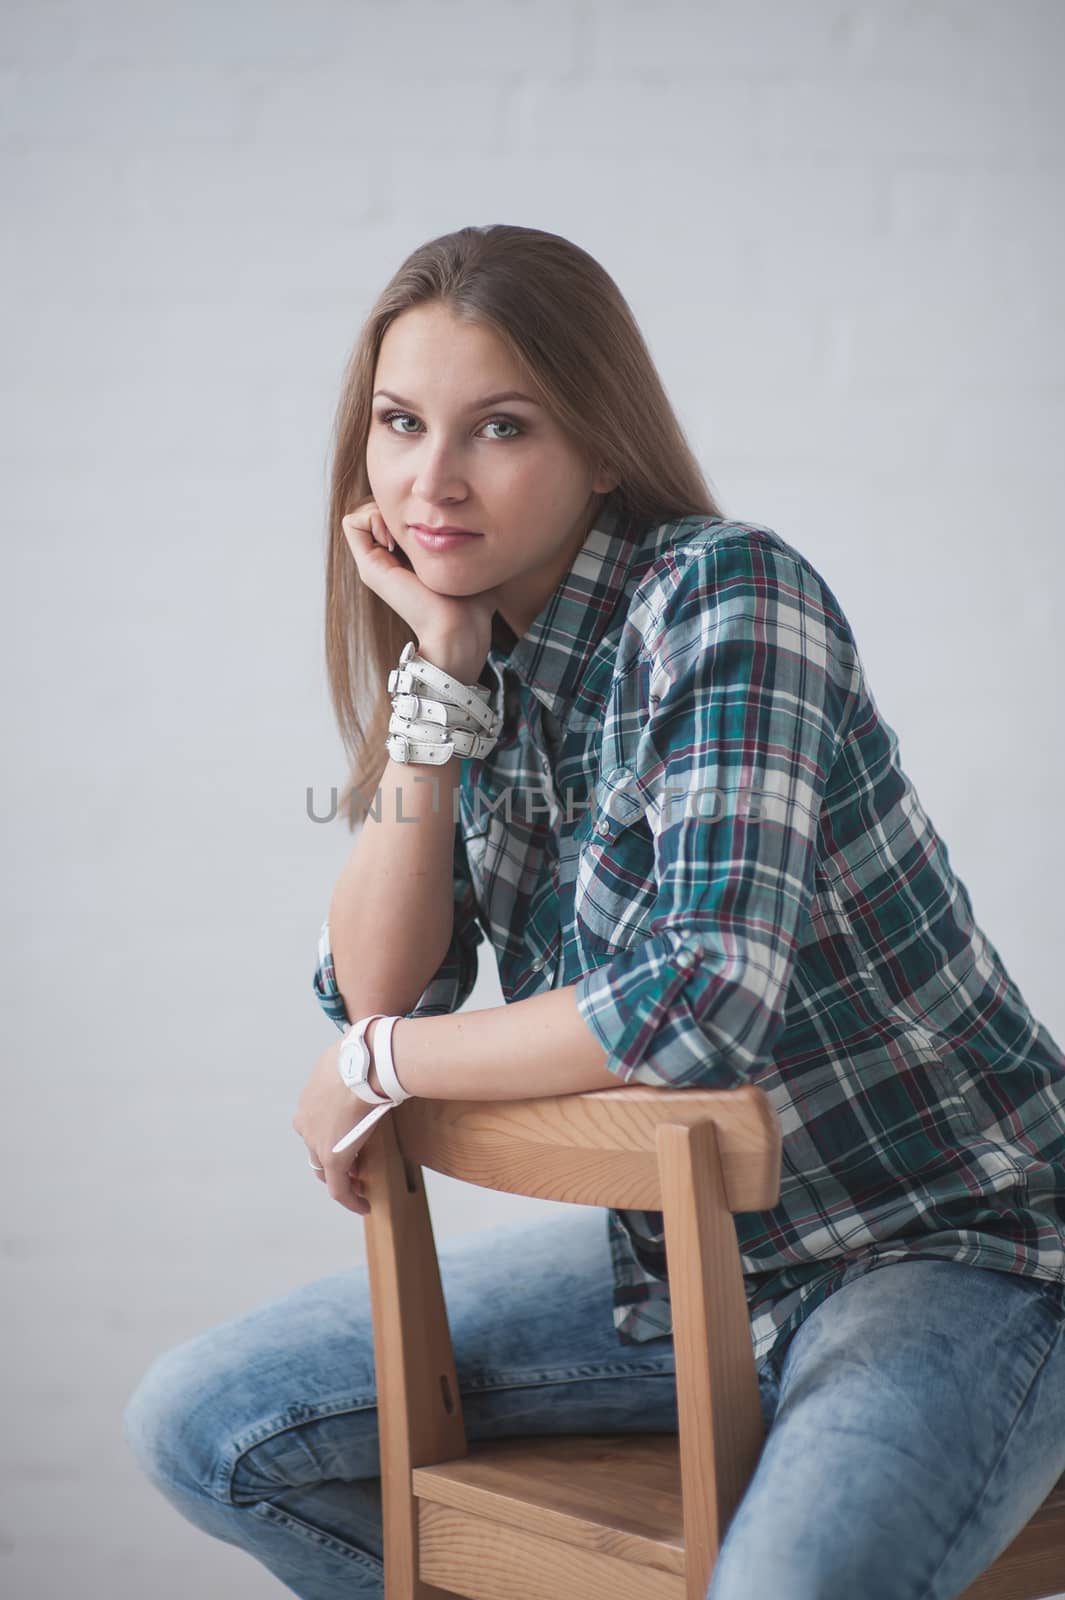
[
  {"x1": 410, "y1": 523, "x2": 481, "y2": 536},
  {"x1": 410, "y1": 525, "x2": 483, "y2": 552}
]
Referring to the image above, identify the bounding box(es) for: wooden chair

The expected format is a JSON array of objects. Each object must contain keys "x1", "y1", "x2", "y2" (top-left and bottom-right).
[{"x1": 357, "y1": 1084, "x2": 1065, "y2": 1600}]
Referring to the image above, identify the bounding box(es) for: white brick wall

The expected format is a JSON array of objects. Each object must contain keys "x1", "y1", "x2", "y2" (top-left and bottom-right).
[{"x1": 3, "y1": 2, "x2": 1062, "y2": 1593}]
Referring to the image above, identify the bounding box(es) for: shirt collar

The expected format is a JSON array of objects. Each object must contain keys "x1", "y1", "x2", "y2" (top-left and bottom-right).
[{"x1": 485, "y1": 491, "x2": 647, "y2": 721}]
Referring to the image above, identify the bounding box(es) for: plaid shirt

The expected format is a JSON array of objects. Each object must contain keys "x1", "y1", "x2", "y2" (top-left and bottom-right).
[{"x1": 314, "y1": 494, "x2": 1065, "y2": 1371}]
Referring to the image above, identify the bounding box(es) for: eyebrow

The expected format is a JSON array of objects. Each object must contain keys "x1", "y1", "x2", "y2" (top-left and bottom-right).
[{"x1": 372, "y1": 388, "x2": 542, "y2": 410}]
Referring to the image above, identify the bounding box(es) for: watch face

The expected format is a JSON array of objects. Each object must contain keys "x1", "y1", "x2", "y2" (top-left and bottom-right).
[{"x1": 340, "y1": 1033, "x2": 368, "y2": 1087}]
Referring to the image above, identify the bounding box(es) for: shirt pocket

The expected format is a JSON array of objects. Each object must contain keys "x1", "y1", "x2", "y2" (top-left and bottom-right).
[{"x1": 574, "y1": 766, "x2": 659, "y2": 954}]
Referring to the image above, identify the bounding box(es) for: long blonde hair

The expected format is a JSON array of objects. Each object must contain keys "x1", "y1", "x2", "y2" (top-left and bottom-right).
[{"x1": 324, "y1": 223, "x2": 726, "y2": 829}]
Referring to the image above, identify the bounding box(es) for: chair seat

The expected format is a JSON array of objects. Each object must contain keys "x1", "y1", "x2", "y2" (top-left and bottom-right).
[
  {"x1": 413, "y1": 1439, "x2": 1065, "y2": 1600},
  {"x1": 412, "y1": 1433, "x2": 685, "y2": 1577}
]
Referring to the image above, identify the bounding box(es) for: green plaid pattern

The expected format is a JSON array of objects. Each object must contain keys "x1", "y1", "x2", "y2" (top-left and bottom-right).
[{"x1": 315, "y1": 494, "x2": 1065, "y2": 1369}]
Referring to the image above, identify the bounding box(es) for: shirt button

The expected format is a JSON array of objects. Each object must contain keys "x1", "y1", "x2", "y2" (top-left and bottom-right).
[
  {"x1": 595, "y1": 818, "x2": 610, "y2": 836},
  {"x1": 677, "y1": 947, "x2": 702, "y2": 968},
  {"x1": 530, "y1": 955, "x2": 545, "y2": 972}
]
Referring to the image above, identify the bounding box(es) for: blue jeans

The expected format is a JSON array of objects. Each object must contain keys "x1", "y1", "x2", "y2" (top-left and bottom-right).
[{"x1": 122, "y1": 1206, "x2": 1065, "y2": 1600}]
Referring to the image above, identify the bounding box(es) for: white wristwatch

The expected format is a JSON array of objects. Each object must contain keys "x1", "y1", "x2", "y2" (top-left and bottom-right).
[{"x1": 337, "y1": 1013, "x2": 413, "y2": 1107}]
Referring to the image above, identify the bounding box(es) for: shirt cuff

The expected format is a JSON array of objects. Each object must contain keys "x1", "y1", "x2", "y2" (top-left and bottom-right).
[{"x1": 573, "y1": 925, "x2": 751, "y2": 1090}]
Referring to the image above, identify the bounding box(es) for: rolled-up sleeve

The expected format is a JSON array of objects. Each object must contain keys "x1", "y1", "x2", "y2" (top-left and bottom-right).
[
  {"x1": 573, "y1": 534, "x2": 855, "y2": 1089},
  {"x1": 312, "y1": 822, "x2": 485, "y2": 1031}
]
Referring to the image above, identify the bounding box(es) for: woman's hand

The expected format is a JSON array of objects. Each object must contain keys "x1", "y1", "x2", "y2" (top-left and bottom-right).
[
  {"x1": 342, "y1": 497, "x2": 502, "y2": 680},
  {"x1": 293, "y1": 1038, "x2": 377, "y2": 1215}
]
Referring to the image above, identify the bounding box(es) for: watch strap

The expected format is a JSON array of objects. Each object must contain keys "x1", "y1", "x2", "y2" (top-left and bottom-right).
[
  {"x1": 347, "y1": 1013, "x2": 413, "y2": 1105},
  {"x1": 331, "y1": 1099, "x2": 394, "y2": 1156},
  {"x1": 370, "y1": 1014, "x2": 412, "y2": 1104}
]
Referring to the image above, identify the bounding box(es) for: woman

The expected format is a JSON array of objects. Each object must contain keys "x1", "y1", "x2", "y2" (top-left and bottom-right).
[{"x1": 123, "y1": 224, "x2": 1065, "y2": 1600}]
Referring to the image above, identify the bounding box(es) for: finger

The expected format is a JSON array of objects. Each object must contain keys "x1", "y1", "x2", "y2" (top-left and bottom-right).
[
  {"x1": 310, "y1": 1139, "x2": 369, "y2": 1210},
  {"x1": 373, "y1": 516, "x2": 396, "y2": 554},
  {"x1": 324, "y1": 1162, "x2": 371, "y2": 1214},
  {"x1": 366, "y1": 511, "x2": 397, "y2": 554},
  {"x1": 341, "y1": 512, "x2": 372, "y2": 557},
  {"x1": 305, "y1": 1137, "x2": 364, "y2": 1188},
  {"x1": 341, "y1": 1153, "x2": 370, "y2": 1211},
  {"x1": 342, "y1": 507, "x2": 396, "y2": 553},
  {"x1": 309, "y1": 1153, "x2": 366, "y2": 1203},
  {"x1": 345, "y1": 518, "x2": 390, "y2": 566},
  {"x1": 345, "y1": 1157, "x2": 370, "y2": 1209},
  {"x1": 304, "y1": 1139, "x2": 342, "y2": 1189}
]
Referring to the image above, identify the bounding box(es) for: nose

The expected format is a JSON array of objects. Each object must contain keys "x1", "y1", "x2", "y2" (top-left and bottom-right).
[{"x1": 409, "y1": 441, "x2": 473, "y2": 506}]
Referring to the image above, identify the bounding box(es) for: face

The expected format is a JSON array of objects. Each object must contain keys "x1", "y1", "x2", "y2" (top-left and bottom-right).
[{"x1": 365, "y1": 302, "x2": 618, "y2": 637}]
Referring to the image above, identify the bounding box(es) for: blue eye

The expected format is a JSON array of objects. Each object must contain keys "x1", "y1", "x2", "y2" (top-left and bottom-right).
[
  {"x1": 378, "y1": 409, "x2": 523, "y2": 441},
  {"x1": 382, "y1": 410, "x2": 419, "y2": 435},
  {"x1": 482, "y1": 417, "x2": 522, "y2": 440}
]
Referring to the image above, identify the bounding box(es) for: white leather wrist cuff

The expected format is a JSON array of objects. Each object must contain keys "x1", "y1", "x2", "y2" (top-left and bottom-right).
[
  {"x1": 385, "y1": 731, "x2": 455, "y2": 765},
  {"x1": 386, "y1": 642, "x2": 501, "y2": 738},
  {"x1": 387, "y1": 708, "x2": 498, "y2": 759},
  {"x1": 368, "y1": 1015, "x2": 412, "y2": 1104},
  {"x1": 390, "y1": 690, "x2": 487, "y2": 735}
]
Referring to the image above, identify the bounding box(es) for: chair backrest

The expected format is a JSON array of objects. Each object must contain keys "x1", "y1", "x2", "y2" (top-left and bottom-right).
[{"x1": 359, "y1": 1083, "x2": 782, "y2": 1600}]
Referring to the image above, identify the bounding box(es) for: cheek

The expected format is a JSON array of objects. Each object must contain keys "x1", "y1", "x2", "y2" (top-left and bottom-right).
[
  {"x1": 364, "y1": 437, "x2": 384, "y2": 480},
  {"x1": 362, "y1": 449, "x2": 401, "y2": 513}
]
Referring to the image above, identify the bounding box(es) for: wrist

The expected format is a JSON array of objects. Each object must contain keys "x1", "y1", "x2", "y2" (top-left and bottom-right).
[
  {"x1": 362, "y1": 1016, "x2": 414, "y2": 1103},
  {"x1": 415, "y1": 640, "x2": 485, "y2": 683}
]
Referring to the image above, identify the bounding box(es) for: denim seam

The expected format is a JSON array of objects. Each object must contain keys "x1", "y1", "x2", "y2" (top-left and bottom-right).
[
  {"x1": 912, "y1": 1305, "x2": 1065, "y2": 1600},
  {"x1": 252, "y1": 1498, "x2": 385, "y2": 1576},
  {"x1": 221, "y1": 1362, "x2": 678, "y2": 1501},
  {"x1": 460, "y1": 1360, "x2": 677, "y2": 1388}
]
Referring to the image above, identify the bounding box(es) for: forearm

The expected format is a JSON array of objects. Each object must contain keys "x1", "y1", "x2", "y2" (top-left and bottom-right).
[
  {"x1": 368, "y1": 984, "x2": 620, "y2": 1101},
  {"x1": 329, "y1": 639, "x2": 491, "y2": 1019},
  {"x1": 329, "y1": 753, "x2": 463, "y2": 1018}
]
